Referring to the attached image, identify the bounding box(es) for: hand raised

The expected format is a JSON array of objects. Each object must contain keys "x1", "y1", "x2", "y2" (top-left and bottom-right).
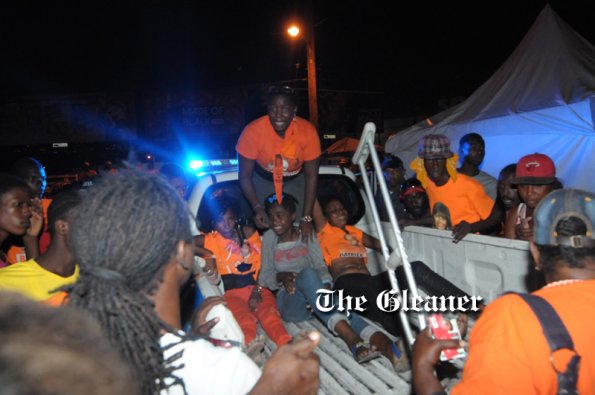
[{"x1": 27, "y1": 197, "x2": 43, "y2": 237}]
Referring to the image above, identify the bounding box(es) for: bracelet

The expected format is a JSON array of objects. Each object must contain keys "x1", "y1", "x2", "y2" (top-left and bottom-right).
[
  {"x1": 300, "y1": 215, "x2": 313, "y2": 223},
  {"x1": 253, "y1": 203, "x2": 263, "y2": 211}
]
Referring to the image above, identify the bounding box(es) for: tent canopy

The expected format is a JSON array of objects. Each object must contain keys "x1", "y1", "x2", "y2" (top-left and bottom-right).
[{"x1": 385, "y1": 5, "x2": 595, "y2": 192}]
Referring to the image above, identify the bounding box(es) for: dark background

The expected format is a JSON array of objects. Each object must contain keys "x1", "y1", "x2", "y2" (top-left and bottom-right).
[{"x1": 1, "y1": 1, "x2": 594, "y2": 172}]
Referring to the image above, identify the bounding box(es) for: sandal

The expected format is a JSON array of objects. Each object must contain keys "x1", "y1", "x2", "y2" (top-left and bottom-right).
[{"x1": 351, "y1": 341, "x2": 382, "y2": 364}]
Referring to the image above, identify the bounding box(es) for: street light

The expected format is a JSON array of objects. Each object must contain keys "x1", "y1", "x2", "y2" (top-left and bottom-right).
[{"x1": 287, "y1": 23, "x2": 318, "y2": 130}]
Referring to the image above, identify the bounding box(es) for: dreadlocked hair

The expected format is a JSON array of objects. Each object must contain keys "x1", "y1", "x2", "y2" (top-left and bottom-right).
[{"x1": 66, "y1": 171, "x2": 192, "y2": 395}]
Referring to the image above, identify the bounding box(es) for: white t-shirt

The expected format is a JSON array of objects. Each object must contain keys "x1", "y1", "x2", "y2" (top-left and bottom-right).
[{"x1": 160, "y1": 332, "x2": 261, "y2": 395}]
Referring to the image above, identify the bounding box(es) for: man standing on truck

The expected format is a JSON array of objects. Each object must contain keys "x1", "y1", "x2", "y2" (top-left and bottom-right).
[
  {"x1": 236, "y1": 85, "x2": 320, "y2": 241},
  {"x1": 412, "y1": 188, "x2": 595, "y2": 394},
  {"x1": 410, "y1": 135, "x2": 501, "y2": 242}
]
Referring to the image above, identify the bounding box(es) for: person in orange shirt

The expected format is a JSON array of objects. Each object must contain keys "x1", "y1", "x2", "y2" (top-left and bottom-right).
[
  {"x1": 5, "y1": 157, "x2": 52, "y2": 263},
  {"x1": 196, "y1": 195, "x2": 292, "y2": 347},
  {"x1": 410, "y1": 135, "x2": 501, "y2": 242},
  {"x1": 236, "y1": 85, "x2": 321, "y2": 241},
  {"x1": 413, "y1": 189, "x2": 595, "y2": 395},
  {"x1": 314, "y1": 195, "x2": 478, "y2": 371}
]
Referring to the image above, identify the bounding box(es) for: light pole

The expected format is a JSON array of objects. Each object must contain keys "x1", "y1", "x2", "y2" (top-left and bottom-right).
[{"x1": 287, "y1": 24, "x2": 318, "y2": 130}]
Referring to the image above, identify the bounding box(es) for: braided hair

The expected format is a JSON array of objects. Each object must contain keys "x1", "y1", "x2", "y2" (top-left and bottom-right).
[
  {"x1": 264, "y1": 192, "x2": 298, "y2": 215},
  {"x1": 66, "y1": 171, "x2": 192, "y2": 395}
]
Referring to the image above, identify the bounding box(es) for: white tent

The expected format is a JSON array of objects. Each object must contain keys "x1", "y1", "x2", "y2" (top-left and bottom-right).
[{"x1": 385, "y1": 5, "x2": 595, "y2": 192}]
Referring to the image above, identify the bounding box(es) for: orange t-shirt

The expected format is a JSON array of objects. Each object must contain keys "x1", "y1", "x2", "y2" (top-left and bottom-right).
[
  {"x1": 236, "y1": 115, "x2": 321, "y2": 176},
  {"x1": 204, "y1": 231, "x2": 262, "y2": 279},
  {"x1": 425, "y1": 174, "x2": 494, "y2": 226},
  {"x1": 452, "y1": 280, "x2": 595, "y2": 394},
  {"x1": 317, "y1": 222, "x2": 367, "y2": 267},
  {"x1": 6, "y1": 197, "x2": 52, "y2": 264}
]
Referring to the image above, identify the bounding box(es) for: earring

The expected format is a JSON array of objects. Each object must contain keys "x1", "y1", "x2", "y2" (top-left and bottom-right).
[{"x1": 534, "y1": 265, "x2": 541, "y2": 272}]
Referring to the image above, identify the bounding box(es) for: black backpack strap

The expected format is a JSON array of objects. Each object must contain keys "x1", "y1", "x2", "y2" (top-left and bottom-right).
[{"x1": 512, "y1": 292, "x2": 581, "y2": 395}]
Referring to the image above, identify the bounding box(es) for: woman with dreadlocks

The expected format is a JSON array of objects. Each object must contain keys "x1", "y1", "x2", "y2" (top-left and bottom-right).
[{"x1": 66, "y1": 171, "x2": 321, "y2": 395}]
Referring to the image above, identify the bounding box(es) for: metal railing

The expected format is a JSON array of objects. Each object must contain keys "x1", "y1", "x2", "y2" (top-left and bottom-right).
[{"x1": 351, "y1": 122, "x2": 426, "y2": 347}]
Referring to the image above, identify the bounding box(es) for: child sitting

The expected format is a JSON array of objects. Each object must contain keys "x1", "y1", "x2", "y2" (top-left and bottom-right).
[{"x1": 196, "y1": 195, "x2": 292, "y2": 348}]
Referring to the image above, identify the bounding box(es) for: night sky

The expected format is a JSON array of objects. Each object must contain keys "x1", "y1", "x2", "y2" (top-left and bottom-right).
[{"x1": 2, "y1": 1, "x2": 594, "y2": 119}]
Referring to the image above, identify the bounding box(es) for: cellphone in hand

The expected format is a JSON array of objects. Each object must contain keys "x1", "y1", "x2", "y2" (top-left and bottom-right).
[{"x1": 427, "y1": 314, "x2": 466, "y2": 361}]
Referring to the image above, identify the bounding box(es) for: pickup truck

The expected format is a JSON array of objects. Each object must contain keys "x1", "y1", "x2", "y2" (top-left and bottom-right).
[{"x1": 186, "y1": 132, "x2": 536, "y2": 394}]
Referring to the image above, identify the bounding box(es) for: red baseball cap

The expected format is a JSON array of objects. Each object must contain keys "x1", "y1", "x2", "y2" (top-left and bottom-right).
[{"x1": 512, "y1": 153, "x2": 557, "y2": 185}]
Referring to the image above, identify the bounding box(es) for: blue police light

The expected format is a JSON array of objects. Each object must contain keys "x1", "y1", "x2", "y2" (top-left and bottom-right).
[
  {"x1": 189, "y1": 160, "x2": 204, "y2": 170},
  {"x1": 188, "y1": 158, "x2": 239, "y2": 177}
]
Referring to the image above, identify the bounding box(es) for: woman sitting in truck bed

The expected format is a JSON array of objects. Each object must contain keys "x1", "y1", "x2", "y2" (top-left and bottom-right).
[{"x1": 313, "y1": 196, "x2": 481, "y2": 346}]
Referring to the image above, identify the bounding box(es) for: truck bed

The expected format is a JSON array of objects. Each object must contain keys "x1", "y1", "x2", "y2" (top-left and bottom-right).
[
  {"x1": 196, "y1": 225, "x2": 532, "y2": 395},
  {"x1": 262, "y1": 319, "x2": 411, "y2": 395}
]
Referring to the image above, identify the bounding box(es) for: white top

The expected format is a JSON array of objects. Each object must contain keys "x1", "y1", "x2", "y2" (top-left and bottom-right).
[
  {"x1": 160, "y1": 332, "x2": 261, "y2": 395},
  {"x1": 473, "y1": 170, "x2": 498, "y2": 200}
]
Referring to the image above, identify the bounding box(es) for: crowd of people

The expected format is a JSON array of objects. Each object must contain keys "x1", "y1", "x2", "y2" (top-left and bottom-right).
[{"x1": 0, "y1": 84, "x2": 593, "y2": 394}]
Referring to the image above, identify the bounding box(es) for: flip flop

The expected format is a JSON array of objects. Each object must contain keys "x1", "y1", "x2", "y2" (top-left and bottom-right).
[{"x1": 351, "y1": 341, "x2": 382, "y2": 364}]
